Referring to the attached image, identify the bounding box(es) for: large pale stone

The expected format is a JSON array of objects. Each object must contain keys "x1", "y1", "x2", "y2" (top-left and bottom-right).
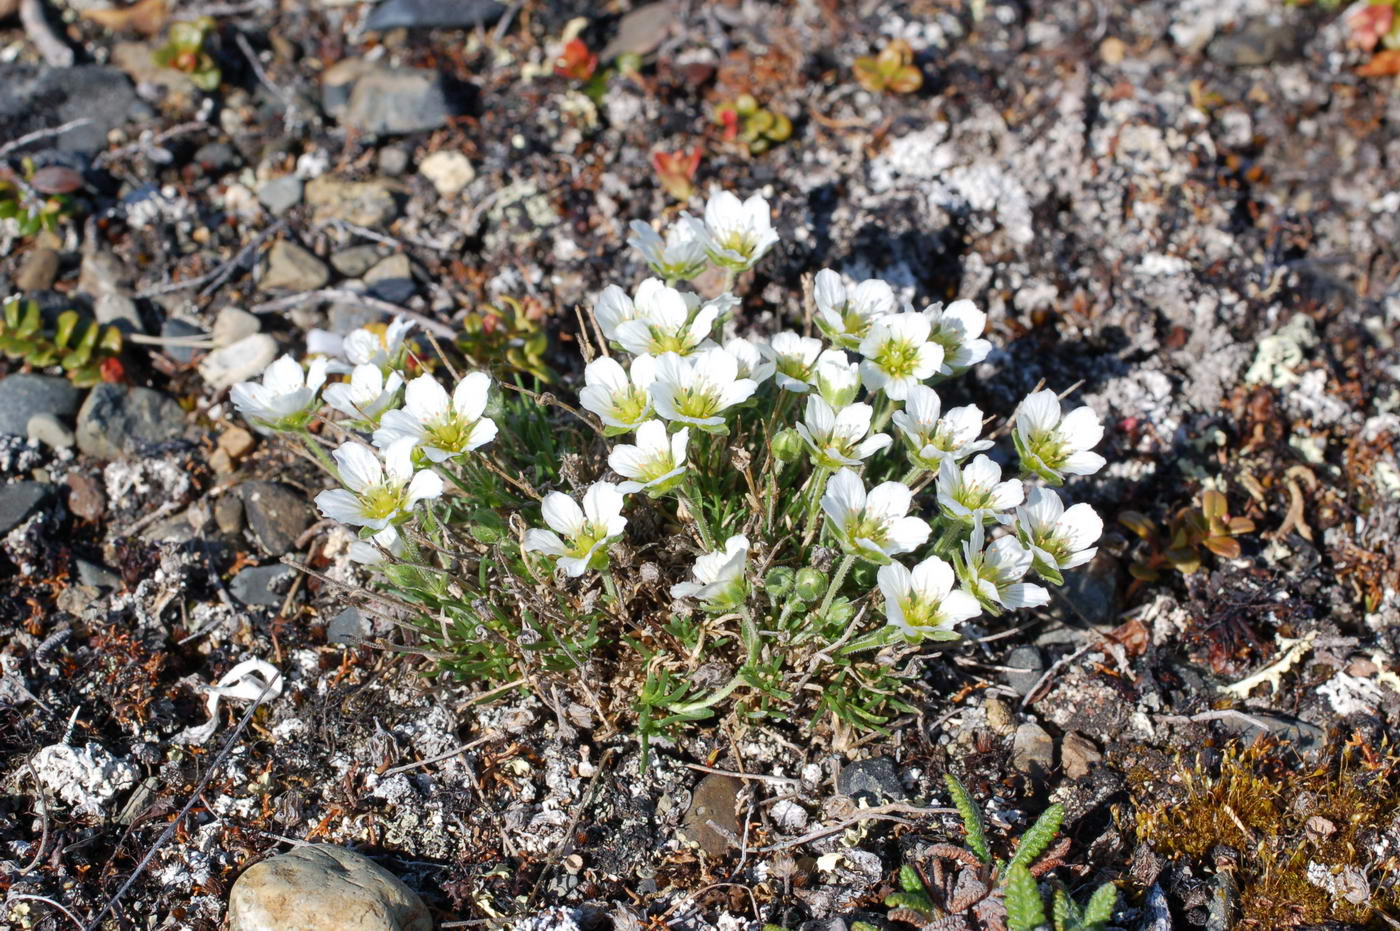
[{"x1": 228, "y1": 845, "x2": 431, "y2": 931}]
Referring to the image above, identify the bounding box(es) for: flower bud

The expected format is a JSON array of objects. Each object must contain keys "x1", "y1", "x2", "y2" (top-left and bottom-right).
[
  {"x1": 793, "y1": 567, "x2": 826, "y2": 602},
  {"x1": 764, "y1": 567, "x2": 795, "y2": 597},
  {"x1": 771, "y1": 428, "x2": 803, "y2": 462}
]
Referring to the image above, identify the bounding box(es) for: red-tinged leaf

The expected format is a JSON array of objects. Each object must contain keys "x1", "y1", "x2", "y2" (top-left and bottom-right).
[
  {"x1": 28, "y1": 166, "x2": 83, "y2": 194},
  {"x1": 1346, "y1": 3, "x2": 1394, "y2": 52},
  {"x1": 1203, "y1": 536, "x2": 1241, "y2": 559},
  {"x1": 1358, "y1": 48, "x2": 1400, "y2": 76},
  {"x1": 1201, "y1": 488, "x2": 1227, "y2": 520},
  {"x1": 100, "y1": 356, "x2": 126, "y2": 384},
  {"x1": 1228, "y1": 517, "x2": 1255, "y2": 534},
  {"x1": 887, "y1": 66, "x2": 923, "y2": 94},
  {"x1": 1118, "y1": 511, "x2": 1155, "y2": 539},
  {"x1": 1165, "y1": 547, "x2": 1201, "y2": 574},
  {"x1": 555, "y1": 38, "x2": 598, "y2": 81}
]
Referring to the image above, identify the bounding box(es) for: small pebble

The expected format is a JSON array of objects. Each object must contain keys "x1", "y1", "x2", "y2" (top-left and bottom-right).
[{"x1": 27, "y1": 412, "x2": 75, "y2": 450}]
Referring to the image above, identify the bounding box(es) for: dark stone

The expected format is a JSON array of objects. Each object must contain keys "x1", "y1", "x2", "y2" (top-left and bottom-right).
[
  {"x1": 1004, "y1": 645, "x2": 1046, "y2": 697},
  {"x1": 74, "y1": 557, "x2": 121, "y2": 590},
  {"x1": 0, "y1": 64, "x2": 138, "y2": 154},
  {"x1": 75, "y1": 384, "x2": 185, "y2": 460},
  {"x1": 837, "y1": 756, "x2": 905, "y2": 803},
  {"x1": 1206, "y1": 21, "x2": 1301, "y2": 67},
  {"x1": 364, "y1": 0, "x2": 504, "y2": 31},
  {"x1": 160, "y1": 318, "x2": 207, "y2": 364},
  {"x1": 678, "y1": 774, "x2": 742, "y2": 857},
  {"x1": 1216, "y1": 710, "x2": 1326, "y2": 756},
  {"x1": 0, "y1": 481, "x2": 54, "y2": 535},
  {"x1": 326, "y1": 606, "x2": 365, "y2": 645},
  {"x1": 343, "y1": 67, "x2": 453, "y2": 136},
  {"x1": 1062, "y1": 551, "x2": 1120, "y2": 628},
  {"x1": 0, "y1": 373, "x2": 82, "y2": 437},
  {"x1": 192, "y1": 141, "x2": 238, "y2": 173},
  {"x1": 238, "y1": 481, "x2": 311, "y2": 556},
  {"x1": 229, "y1": 564, "x2": 297, "y2": 607}
]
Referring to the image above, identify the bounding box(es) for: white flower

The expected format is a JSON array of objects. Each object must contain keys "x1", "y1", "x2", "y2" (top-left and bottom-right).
[
  {"x1": 593, "y1": 284, "x2": 638, "y2": 343},
  {"x1": 344, "y1": 316, "x2": 415, "y2": 370},
  {"x1": 937, "y1": 454, "x2": 1024, "y2": 527},
  {"x1": 891, "y1": 385, "x2": 993, "y2": 470},
  {"x1": 723, "y1": 336, "x2": 775, "y2": 385},
  {"x1": 813, "y1": 269, "x2": 897, "y2": 350},
  {"x1": 670, "y1": 534, "x2": 749, "y2": 610},
  {"x1": 373, "y1": 372, "x2": 497, "y2": 463},
  {"x1": 231, "y1": 354, "x2": 328, "y2": 435},
  {"x1": 1016, "y1": 487, "x2": 1102, "y2": 584},
  {"x1": 759, "y1": 331, "x2": 830, "y2": 393},
  {"x1": 579, "y1": 354, "x2": 658, "y2": 434},
  {"x1": 612, "y1": 278, "x2": 724, "y2": 357},
  {"x1": 923, "y1": 300, "x2": 991, "y2": 375},
  {"x1": 324, "y1": 363, "x2": 403, "y2": 425},
  {"x1": 523, "y1": 482, "x2": 628, "y2": 577},
  {"x1": 958, "y1": 526, "x2": 1050, "y2": 613},
  {"x1": 628, "y1": 217, "x2": 710, "y2": 281},
  {"x1": 1013, "y1": 390, "x2": 1106, "y2": 484},
  {"x1": 609, "y1": 420, "x2": 689, "y2": 497},
  {"x1": 878, "y1": 556, "x2": 981, "y2": 642},
  {"x1": 701, "y1": 190, "x2": 780, "y2": 272},
  {"x1": 315, "y1": 439, "x2": 443, "y2": 531},
  {"x1": 813, "y1": 353, "x2": 861, "y2": 408},
  {"x1": 649, "y1": 348, "x2": 758, "y2": 434},
  {"x1": 794, "y1": 396, "x2": 891, "y2": 470},
  {"x1": 348, "y1": 525, "x2": 404, "y2": 566},
  {"x1": 820, "y1": 468, "x2": 930, "y2": 564},
  {"x1": 857, "y1": 312, "x2": 943, "y2": 401}
]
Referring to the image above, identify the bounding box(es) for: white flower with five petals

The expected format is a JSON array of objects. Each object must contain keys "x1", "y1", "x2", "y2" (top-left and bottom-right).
[
  {"x1": 957, "y1": 526, "x2": 1050, "y2": 613},
  {"x1": 670, "y1": 534, "x2": 749, "y2": 610},
  {"x1": 820, "y1": 468, "x2": 931, "y2": 564},
  {"x1": 649, "y1": 348, "x2": 758, "y2": 434},
  {"x1": 373, "y1": 372, "x2": 497, "y2": 463},
  {"x1": 891, "y1": 385, "x2": 992, "y2": 470},
  {"x1": 1013, "y1": 390, "x2": 1106, "y2": 485},
  {"x1": 878, "y1": 556, "x2": 981, "y2": 642},
  {"x1": 579, "y1": 355, "x2": 658, "y2": 434},
  {"x1": 723, "y1": 336, "x2": 776, "y2": 385},
  {"x1": 324, "y1": 363, "x2": 403, "y2": 426},
  {"x1": 923, "y1": 300, "x2": 991, "y2": 375},
  {"x1": 936, "y1": 454, "x2": 1024, "y2": 527},
  {"x1": 314, "y1": 439, "x2": 443, "y2": 531},
  {"x1": 1015, "y1": 487, "x2": 1102, "y2": 584},
  {"x1": 759, "y1": 332, "x2": 838, "y2": 393},
  {"x1": 857, "y1": 312, "x2": 943, "y2": 401},
  {"x1": 611, "y1": 278, "x2": 727, "y2": 357},
  {"x1": 627, "y1": 217, "x2": 710, "y2": 282},
  {"x1": 794, "y1": 396, "x2": 891, "y2": 470},
  {"x1": 523, "y1": 482, "x2": 628, "y2": 577},
  {"x1": 230, "y1": 355, "x2": 328, "y2": 435},
  {"x1": 608, "y1": 420, "x2": 689, "y2": 497},
  {"x1": 701, "y1": 190, "x2": 780, "y2": 272},
  {"x1": 813, "y1": 269, "x2": 897, "y2": 350},
  {"x1": 344, "y1": 316, "x2": 415, "y2": 370}
]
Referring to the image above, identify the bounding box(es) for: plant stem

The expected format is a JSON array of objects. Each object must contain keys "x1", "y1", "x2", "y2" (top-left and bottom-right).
[
  {"x1": 800, "y1": 467, "x2": 831, "y2": 545},
  {"x1": 869, "y1": 394, "x2": 897, "y2": 434},
  {"x1": 901, "y1": 465, "x2": 923, "y2": 485},
  {"x1": 817, "y1": 553, "x2": 856, "y2": 621},
  {"x1": 602, "y1": 570, "x2": 623, "y2": 607},
  {"x1": 679, "y1": 485, "x2": 716, "y2": 550},
  {"x1": 298, "y1": 429, "x2": 340, "y2": 479}
]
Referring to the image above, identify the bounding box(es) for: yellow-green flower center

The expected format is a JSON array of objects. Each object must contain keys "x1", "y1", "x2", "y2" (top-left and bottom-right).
[
  {"x1": 359, "y1": 484, "x2": 406, "y2": 521},
  {"x1": 425, "y1": 416, "x2": 476, "y2": 453},
  {"x1": 876, "y1": 340, "x2": 923, "y2": 378}
]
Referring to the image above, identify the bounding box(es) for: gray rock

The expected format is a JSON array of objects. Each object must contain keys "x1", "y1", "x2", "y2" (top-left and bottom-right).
[
  {"x1": 837, "y1": 756, "x2": 905, "y2": 803},
  {"x1": 214, "y1": 493, "x2": 244, "y2": 535},
  {"x1": 678, "y1": 774, "x2": 742, "y2": 857},
  {"x1": 239, "y1": 482, "x2": 311, "y2": 556},
  {"x1": 601, "y1": 1, "x2": 679, "y2": 61},
  {"x1": 15, "y1": 247, "x2": 60, "y2": 291},
  {"x1": 257, "y1": 175, "x2": 304, "y2": 215},
  {"x1": 1004, "y1": 645, "x2": 1046, "y2": 697},
  {"x1": 365, "y1": 254, "x2": 416, "y2": 303},
  {"x1": 262, "y1": 240, "x2": 330, "y2": 292},
  {"x1": 1062, "y1": 551, "x2": 1120, "y2": 628},
  {"x1": 1011, "y1": 722, "x2": 1054, "y2": 777},
  {"x1": 377, "y1": 145, "x2": 410, "y2": 177},
  {"x1": 0, "y1": 481, "x2": 54, "y2": 535},
  {"x1": 160, "y1": 317, "x2": 207, "y2": 364},
  {"x1": 228, "y1": 844, "x2": 431, "y2": 931},
  {"x1": 327, "y1": 607, "x2": 365, "y2": 644},
  {"x1": 0, "y1": 64, "x2": 138, "y2": 155},
  {"x1": 328, "y1": 303, "x2": 382, "y2": 334},
  {"x1": 26, "y1": 413, "x2": 74, "y2": 450},
  {"x1": 213, "y1": 307, "x2": 261, "y2": 347},
  {"x1": 95, "y1": 292, "x2": 144, "y2": 334},
  {"x1": 0, "y1": 374, "x2": 82, "y2": 437},
  {"x1": 75, "y1": 384, "x2": 185, "y2": 460},
  {"x1": 78, "y1": 249, "x2": 131, "y2": 301},
  {"x1": 229, "y1": 564, "x2": 297, "y2": 608},
  {"x1": 1206, "y1": 21, "x2": 1301, "y2": 67},
  {"x1": 193, "y1": 142, "x2": 238, "y2": 173},
  {"x1": 75, "y1": 558, "x2": 121, "y2": 590},
  {"x1": 343, "y1": 67, "x2": 452, "y2": 136},
  {"x1": 364, "y1": 0, "x2": 503, "y2": 31},
  {"x1": 199, "y1": 334, "x2": 278, "y2": 390},
  {"x1": 330, "y1": 246, "x2": 384, "y2": 278},
  {"x1": 305, "y1": 176, "x2": 399, "y2": 227}
]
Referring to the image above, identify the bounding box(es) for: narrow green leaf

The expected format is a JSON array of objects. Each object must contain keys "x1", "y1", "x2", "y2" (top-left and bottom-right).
[
  {"x1": 1007, "y1": 803, "x2": 1064, "y2": 874},
  {"x1": 943, "y1": 773, "x2": 991, "y2": 863},
  {"x1": 1004, "y1": 863, "x2": 1048, "y2": 931},
  {"x1": 1081, "y1": 883, "x2": 1117, "y2": 928}
]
